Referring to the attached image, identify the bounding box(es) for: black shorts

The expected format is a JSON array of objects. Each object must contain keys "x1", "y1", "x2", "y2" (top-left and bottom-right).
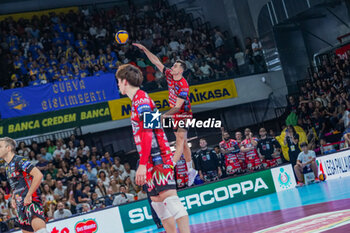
[
  {"x1": 203, "y1": 170, "x2": 219, "y2": 182},
  {"x1": 16, "y1": 202, "x2": 46, "y2": 232},
  {"x1": 148, "y1": 166, "x2": 177, "y2": 197},
  {"x1": 173, "y1": 118, "x2": 190, "y2": 132}
]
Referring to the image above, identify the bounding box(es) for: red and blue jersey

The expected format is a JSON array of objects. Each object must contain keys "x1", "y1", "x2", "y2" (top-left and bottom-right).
[
  {"x1": 131, "y1": 89, "x2": 173, "y2": 169},
  {"x1": 163, "y1": 67, "x2": 192, "y2": 120}
]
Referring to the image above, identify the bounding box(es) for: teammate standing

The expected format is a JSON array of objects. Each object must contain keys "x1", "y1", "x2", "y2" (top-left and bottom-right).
[
  {"x1": 219, "y1": 131, "x2": 242, "y2": 176},
  {"x1": 115, "y1": 64, "x2": 190, "y2": 233},
  {"x1": 0, "y1": 137, "x2": 49, "y2": 233},
  {"x1": 241, "y1": 128, "x2": 262, "y2": 170},
  {"x1": 257, "y1": 128, "x2": 282, "y2": 168},
  {"x1": 133, "y1": 43, "x2": 197, "y2": 186}
]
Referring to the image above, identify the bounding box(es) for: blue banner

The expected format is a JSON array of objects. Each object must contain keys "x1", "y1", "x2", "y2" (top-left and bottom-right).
[{"x1": 0, "y1": 74, "x2": 120, "y2": 119}]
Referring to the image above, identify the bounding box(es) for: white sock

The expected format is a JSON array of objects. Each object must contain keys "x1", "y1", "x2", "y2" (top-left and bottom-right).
[{"x1": 186, "y1": 161, "x2": 193, "y2": 170}]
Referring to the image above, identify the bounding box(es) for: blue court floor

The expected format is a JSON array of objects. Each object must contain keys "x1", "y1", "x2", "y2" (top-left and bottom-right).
[{"x1": 130, "y1": 176, "x2": 350, "y2": 233}]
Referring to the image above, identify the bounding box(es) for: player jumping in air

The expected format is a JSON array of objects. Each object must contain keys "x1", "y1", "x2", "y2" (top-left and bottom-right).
[
  {"x1": 133, "y1": 43, "x2": 197, "y2": 186},
  {"x1": 115, "y1": 64, "x2": 190, "y2": 233},
  {"x1": 0, "y1": 137, "x2": 49, "y2": 233}
]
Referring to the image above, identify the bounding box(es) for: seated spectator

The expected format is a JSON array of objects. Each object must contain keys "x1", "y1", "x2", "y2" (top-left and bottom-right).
[
  {"x1": 53, "y1": 201, "x2": 72, "y2": 220},
  {"x1": 53, "y1": 141, "x2": 66, "y2": 159},
  {"x1": 45, "y1": 139, "x2": 56, "y2": 154},
  {"x1": 79, "y1": 139, "x2": 90, "y2": 156},
  {"x1": 121, "y1": 163, "x2": 135, "y2": 181},
  {"x1": 110, "y1": 178, "x2": 120, "y2": 194},
  {"x1": 98, "y1": 170, "x2": 110, "y2": 190},
  {"x1": 89, "y1": 154, "x2": 101, "y2": 169},
  {"x1": 124, "y1": 176, "x2": 138, "y2": 195},
  {"x1": 36, "y1": 154, "x2": 49, "y2": 174},
  {"x1": 85, "y1": 163, "x2": 98, "y2": 182},
  {"x1": 17, "y1": 142, "x2": 31, "y2": 157},
  {"x1": 112, "y1": 185, "x2": 134, "y2": 205},
  {"x1": 294, "y1": 142, "x2": 319, "y2": 186},
  {"x1": 43, "y1": 173, "x2": 56, "y2": 190},
  {"x1": 42, "y1": 184, "x2": 54, "y2": 201},
  {"x1": 199, "y1": 61, "x2": 213, "y2": 79},
  {"x1": 28, "y1": 151, "x2": 38, "y2": 166},
  {"x1": 91, "y1": 192, "x2": 104, "y2": 209},
  {"x1": 101, "y1": 152, "x2": 114, "y2": 165},
  {"x1": 112, "y1": 157, "x2": 124, "y2": 174},
  {"x1": 137, "y1": 189, "x2": 147, "y2": 200},
  {"x1": 81, "y1": 203, "x2": 91, "y2": 213},
  {"x1": 95, "y1": 180, "x2": 107, "y2": 198},
  {"x1": 319, "y1": 138, "x2": 336, "y2": 155},
  {"x1": 75, "y1": 157, "x2": 87, "y2": 174},
  {"x1": 104, "y1": 187, "x2": 115, "y2": 207},
  {"x1": 40, "y1": 147, "x2": 53, "y2": 162},
  {"x1": 74, "y1": 182, "x2": 90, "y2": 213},
  {"x1": 196, "y1": 138, "x2": 222, "y2": 182},
  {"x1": 54, "y1": 180, "x2": 66, "y2": 200}
]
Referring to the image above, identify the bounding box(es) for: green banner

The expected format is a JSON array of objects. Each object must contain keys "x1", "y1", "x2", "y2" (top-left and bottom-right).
[
  {"x1": 119, "y1": 169, "x2": 276, "y2": 232},
  {"x1": 0, "y1": 102, "x2": 111, "y2": 139}
]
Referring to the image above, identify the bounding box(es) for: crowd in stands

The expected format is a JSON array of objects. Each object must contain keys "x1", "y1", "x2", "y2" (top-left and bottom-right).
[
  {"x1": 0, "y1": 0, "x2": 266, "y2": 92},
  {"x1": 286, "y1": 50, "x2": 350, "y2": 154}
]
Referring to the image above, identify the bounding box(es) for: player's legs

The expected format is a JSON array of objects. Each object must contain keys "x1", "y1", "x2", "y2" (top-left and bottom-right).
[
  {"x1": 294, "y1": 164, "x2": 304, "y2": 182},
  {"x1": 151, "y1": 195, "x2": 176, "y2": 233},
  {"x1": 172, "y1": 129, "x2": 187, "y2": 164},
  {"x1": 310, "y1": 161, "x2": 318, "y2": 178},
  {"x1": 173, "y1": 128, "x2": 197, "y2": 186},
  {"x1": 31, "y1": 217, "x2": 48, "y2": 233},
  {"x1": 183, "y1": 138, "x2": 192, "y2": 163},
  {"x1": 159, "y1": 189, "x2": 190, "y2": 233}
]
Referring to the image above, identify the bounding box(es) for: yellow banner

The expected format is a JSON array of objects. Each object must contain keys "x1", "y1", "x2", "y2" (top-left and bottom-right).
[
  {"x1": 0, "y1": 7, "x2": 78, "y2": 21},
  {"x1": 108, "y1": 79, "x2": 237, "y2": 121}
]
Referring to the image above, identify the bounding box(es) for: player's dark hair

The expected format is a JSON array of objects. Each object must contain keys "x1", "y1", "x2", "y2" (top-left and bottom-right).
[
  {"x1": 116, "y1": 64, "x2": 143, "y2": 87},
  {"x1": 175, "y1": 59, "x2": 187, "y2": 71}
]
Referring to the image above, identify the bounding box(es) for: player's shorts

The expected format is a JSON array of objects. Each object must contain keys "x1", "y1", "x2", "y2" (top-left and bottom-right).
[
  {"x1": 16, "y1": 201, "x2": 46, "y2": 232},
  {"x1": 225, "y1": 154, "x2": 242, "y2": 175},
  {"x1": 203, "y1": 170, "x2": 219, "y2": 182},
  {"x1": 172, "y1": 114, "x2": 192, "y2": 131},
  {"x1": 246, "y1": 155, "x2": 262, "y2": 170},
  {"x1": 262, "y1": 158, "x2": 278, "y2": 168},
  {"x1": 147, "y1": 164, "x2": 177, "y2": 196},
  {"x1": 176, "y1": 173, "x2": 188, "y2": 188}
]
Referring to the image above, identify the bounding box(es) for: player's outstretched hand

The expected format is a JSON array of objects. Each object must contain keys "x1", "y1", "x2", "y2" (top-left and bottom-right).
[
  {"x1": 133, "y1": 43, "x2": 146, "y2": 51},
  {"x1": 24, "y1": 195, "x2": 32, "y2": 206},
  {"x1": 135, "y1": 165, "x2": 147, "y2": 186}
]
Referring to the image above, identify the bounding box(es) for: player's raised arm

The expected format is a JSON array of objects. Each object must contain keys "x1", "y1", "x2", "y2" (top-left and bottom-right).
[{"x1": 133, "y1": 43, "x2": 164, "y2": 72}]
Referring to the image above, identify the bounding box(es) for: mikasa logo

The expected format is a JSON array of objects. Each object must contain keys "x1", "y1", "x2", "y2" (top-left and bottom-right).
[{"x1": 128, "y1": 178, "x2": 269, "y2": 224}]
